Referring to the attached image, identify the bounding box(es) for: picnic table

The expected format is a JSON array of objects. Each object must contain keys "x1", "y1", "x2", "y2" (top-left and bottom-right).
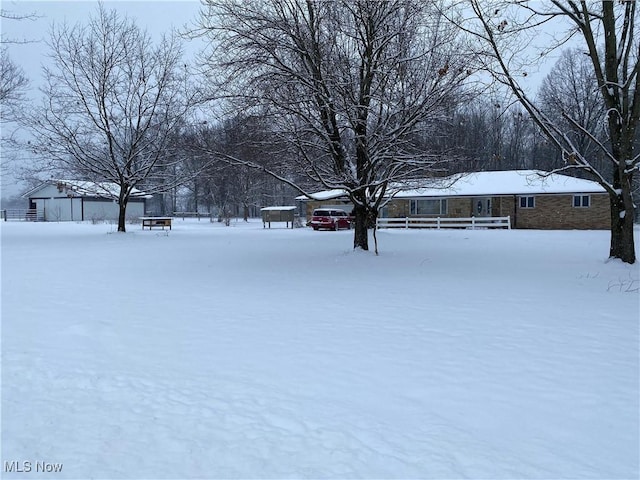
[{"x1": 140, "y1": 217, "x2": 172, "y2": 230}]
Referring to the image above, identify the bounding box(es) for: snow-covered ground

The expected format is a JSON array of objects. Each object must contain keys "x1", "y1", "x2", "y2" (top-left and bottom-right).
[{"x1": 2, "y1": 220, "x2": 638, "y2": 479}]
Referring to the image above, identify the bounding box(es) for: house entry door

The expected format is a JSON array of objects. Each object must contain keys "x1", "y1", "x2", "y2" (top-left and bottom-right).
[{"x1": 473, "y1": 197, "x2": 492, "y2": 217}]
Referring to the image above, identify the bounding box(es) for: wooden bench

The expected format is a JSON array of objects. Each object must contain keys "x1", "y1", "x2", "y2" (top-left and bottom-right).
[{"x1": 140, "y1": 217, "x2": 172, "y2": 230}]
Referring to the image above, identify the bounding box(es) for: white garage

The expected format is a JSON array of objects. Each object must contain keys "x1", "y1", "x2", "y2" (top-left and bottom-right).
[{"x1": 22, "y1": 180, "x2": 150, "y2": 222}]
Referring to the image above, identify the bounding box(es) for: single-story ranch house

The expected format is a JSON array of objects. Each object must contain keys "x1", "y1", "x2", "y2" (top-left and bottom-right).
[
  {"x1": 297, "y1": 170, "x2": 610, "y2": 230},
  {"x1": 22, "y1": 180, "x2": 150, "y2": 222}
]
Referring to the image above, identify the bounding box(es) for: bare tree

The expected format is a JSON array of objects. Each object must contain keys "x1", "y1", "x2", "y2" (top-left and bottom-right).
[
  {"x1": 1, "y1": 8, "x2": 40, "y2": 115},
  {"x1": 195, "y1": 0, "x2": 471, "y2": 251},
  {"x1": 1, "y1": 8, "x2": 40, "y2": 45},
  {"x1": 0, "y1": 46, "x2": 28, "y2": 183},
  {"x1": 214, "y1": 115, "x2": 296, "y2": 221},
  {"x1": 1, "y1": 9, "x2": 36, "y2": 186},
  {"x1": 27, "y1": 5, "x2": 192, "y2": 232},
  {"x1": 457, "y1": 1, "x2": 639, "y2": 264},
  {"x1": 538, "y1": 48, "x2": 607, "y2": 169},
  {"x1": 0, "y1": 48, "x2": 28, "y2": 121},
  {"x1": 182, "y1": 115, "x2": 298, "y2": 222}
]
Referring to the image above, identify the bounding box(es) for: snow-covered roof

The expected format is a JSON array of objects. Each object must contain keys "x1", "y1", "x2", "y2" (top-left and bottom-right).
[
  {"x1": 260, "y1": 206, "x2": 297, "y2": 211},
  {"x1": 22, "y1": 179, "x2": 152, "y2": 199},
  {"x1": 395, "y1": 170, "x2": 606, "y2": 197},
  {"x1": 295, "y1": 189, "x2": 348, "y2": 201},
  {"x1": 296, "y1": 170, "x2": 606, "y2": 201}
]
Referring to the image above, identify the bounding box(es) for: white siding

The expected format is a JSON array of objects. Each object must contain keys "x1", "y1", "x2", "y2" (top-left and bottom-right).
[
  {"x1": 27, "y1": 181, "x2": 146, "y2": 222},
  {"x1": 33, "y1": 197, "x2": 144, "y2": 222},
  {"x1": 82, "y1": 200, "x2": 119, "y2": 222},
  {"x1": 34, "y1": 199, "x2": 46, "y2": 219},
  {"x1": 30, "y1": 184, "x2": 67, "y2": 199},
  {"x1": 38, "y1": 198, "x2": 81, "y2": 221},
  {"x1": 43, "y1": 198, "x2": 70, "y2": 221},
  {"x1": 71, "y1": 198, "x2": 82, "y2": 221},
  {"x1": 83, "y1": 200, "x2": 144, "y2": 222},
  {"x1": 125, "y1": 201, "x2": 145, "y2": 220}
]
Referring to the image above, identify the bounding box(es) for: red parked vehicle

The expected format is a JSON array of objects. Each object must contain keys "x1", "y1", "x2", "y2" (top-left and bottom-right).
[{"x1": 310, "y1": 208, "x2": 352, "y2": 231}]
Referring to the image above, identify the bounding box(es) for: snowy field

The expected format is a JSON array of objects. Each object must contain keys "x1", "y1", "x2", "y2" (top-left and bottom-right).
[{"x1": 1, "y1": 219, "x2": 639, "y2": 479}]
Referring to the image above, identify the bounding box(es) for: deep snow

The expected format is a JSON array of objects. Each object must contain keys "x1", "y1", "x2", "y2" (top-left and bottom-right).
[{"x1": 1, "y1": 220, "x2": 638, "y2": 479}]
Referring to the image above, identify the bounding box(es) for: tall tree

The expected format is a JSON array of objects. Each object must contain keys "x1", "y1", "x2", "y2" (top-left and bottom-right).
[
  {"x1": 458, "y1": 1, "x2": 639, "y2": 264},
  {"x1": 27, "y1": 5, "x2": 191, "y2": 232},
  {"x1": 182, "y1": 115, "x2": 301, "y2": 221},
  {"x1": 196, "y1": 0, "x2": 471, "y2": 251},
  {"x1": 0, "y1": 47, "x2": 28, "y2": 121},
  {"x1": 538, "y1": 48, "x2": 608, "y2": 174},
  {"x1": 0, "y1": 47, "x2": 28, "y2": 190},
  {"x1": 1, "y1": 9, "x2": 36, "y2": 187}
]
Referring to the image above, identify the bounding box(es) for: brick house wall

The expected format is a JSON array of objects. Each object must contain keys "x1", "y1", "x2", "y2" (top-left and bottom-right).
[
  {"x1": 514, "y1": 193, "x2": 609, "y2": 229},
  {"x1": 305, "y1": 192, "x2": 610, "y2": 229},
  {"x1": 382, "y1": 193, "x2": 609, "y2": 229},
  {"x1": 495, "y1": 196, "x2": 516, "y2": 220},
  {"x1": 448, "y1": 198, "x2": 473, "y2": 217},
  {"x1": 384, "y1": 199, "x2": 408, "y2": 217},
  {"x1": 385, "y1": 197, "x2": 472, "y2": 217}
]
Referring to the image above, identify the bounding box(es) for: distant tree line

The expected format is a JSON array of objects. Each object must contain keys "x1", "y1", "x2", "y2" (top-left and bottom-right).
[{"x1": 160, "y1": 44, "x2": 637, "y2": 224}]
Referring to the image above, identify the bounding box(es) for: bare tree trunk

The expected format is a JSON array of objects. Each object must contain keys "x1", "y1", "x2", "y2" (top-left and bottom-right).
[
  {"x1": 373, "y1": 223, "x2": 379, "y2": 256},
  {"x1": 609, "y1": 203, "x2": 635, "y2": 264},
  {"x1": 194, "y1": 180, "x2": 199, "y2": 213},
  {"x1": 609, "y1": 168, "x2": 636, "y2": 263},
  {"x1": 352, "y1": 203, "x2": 369, "y2": 251},
  {"x1": 117, "y1": 196, "x2": 128, "y2": 232}
]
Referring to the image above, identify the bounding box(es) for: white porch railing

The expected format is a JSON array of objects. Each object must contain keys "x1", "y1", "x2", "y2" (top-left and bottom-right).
[{"x1": 376, "y1": 216, "x2": 511, "y2": 230}]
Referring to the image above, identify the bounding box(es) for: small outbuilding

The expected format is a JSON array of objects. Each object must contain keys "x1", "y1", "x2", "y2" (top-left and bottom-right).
[
  {"x1": 261, "y1": 206, "x2": 297, "y2": 229},
  {"x1": 22, "y1": 180, "x2": 150, "y2": 222}
]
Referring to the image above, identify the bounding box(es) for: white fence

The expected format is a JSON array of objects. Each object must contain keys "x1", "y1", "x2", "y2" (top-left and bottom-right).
[
  {"x1": 172, "y1": 212, "x2": 212, "y2": 221},
  {"x1": 376, "y1": 216, "x2": 511, "y2": 230},
  {"x1": 1, "y1": 209, "x2": 42, "y2": 221}
]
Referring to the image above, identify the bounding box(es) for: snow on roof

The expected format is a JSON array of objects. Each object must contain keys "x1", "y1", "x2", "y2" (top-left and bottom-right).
[
  {"x1": 395, "y1": 170, "x2": 606, "y2": 197},
  {"x1": 260, "y1": 206, "x2": 297, "y2": 211},
  {"x1": 22, "y1": 179, "x2": 151, "y2": 199},
  {"x1": 296, "y1": 170, "x2": 606, "y2": 201},
  {"x1": 295, "y1": 189, "x2": 348, "y2": 201}
]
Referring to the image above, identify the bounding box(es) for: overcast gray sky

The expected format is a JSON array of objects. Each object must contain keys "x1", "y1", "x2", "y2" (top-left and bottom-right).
[
  {"x1": 2, "y1": 0, "x2": 204, "y2": 96},
  {"x1": 1, "y1": 1, "x2": 204, "y2": 198}
]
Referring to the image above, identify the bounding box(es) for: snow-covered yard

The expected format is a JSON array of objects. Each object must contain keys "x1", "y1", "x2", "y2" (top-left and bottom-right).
[{"x1": 2, "y1": 220, "x2": 638, "y2": 479}]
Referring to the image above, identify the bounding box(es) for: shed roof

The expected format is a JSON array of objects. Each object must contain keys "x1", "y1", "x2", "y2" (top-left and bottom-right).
[
  {"x1": 296, "y1": 170, "x2": 606, "y2": 201},
  {"x1": 260, "y1": 206, "x2": 297, "y2": 211},
  {"x1": 22, "y1": 179, "x2": 151, "y2": 199}
]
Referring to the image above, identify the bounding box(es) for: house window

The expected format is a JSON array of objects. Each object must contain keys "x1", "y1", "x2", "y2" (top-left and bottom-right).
[
  {"x1": 410, "y1": 199, "x2": 447, "y2": 215},
  {"x1": 519, "y1": 196, "x2": 535, "y2": 208},
  {"x1": 573, "y1": 195, "x2": 590, "y2": 208}
]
